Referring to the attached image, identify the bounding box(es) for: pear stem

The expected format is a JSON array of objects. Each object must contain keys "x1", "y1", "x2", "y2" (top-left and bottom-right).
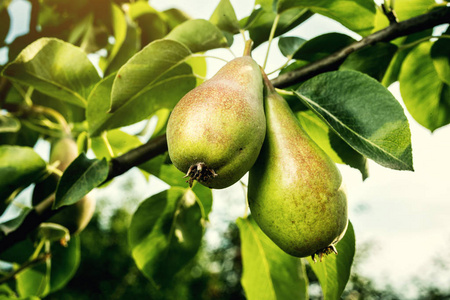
[
  {"x1": 260, "y1": 68, "x2": 277, "y2": 95},
  {"x1": 243, "y1": 39, "x2": 254, "y2": 57}
]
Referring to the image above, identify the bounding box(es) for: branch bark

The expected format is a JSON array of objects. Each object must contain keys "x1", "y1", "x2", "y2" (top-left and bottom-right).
[
  {"x1": 1, "y1": 6, "x2": 449, "y2": 253},
  {"x1": 271, "y1": 6, "x2": 450, "y2": 88}
]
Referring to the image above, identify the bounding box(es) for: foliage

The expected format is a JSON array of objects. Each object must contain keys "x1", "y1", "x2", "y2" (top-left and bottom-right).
[{"x1": 0, "y1": 0, "x2": 449, "y2": 299}]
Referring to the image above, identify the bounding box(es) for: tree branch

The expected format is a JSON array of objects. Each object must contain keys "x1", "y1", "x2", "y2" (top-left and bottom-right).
[
  {"x1": 271, "y1": 6, "x2": 450, "y2": 88},
  {"x1": 1, "y1": 6, "x2": 449, "y2": 254}
]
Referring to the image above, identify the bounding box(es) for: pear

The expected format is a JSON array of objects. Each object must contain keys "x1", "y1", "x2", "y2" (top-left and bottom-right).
[
  {"x1": 248, "y1": 72, "x2": 348, "y2": 260},
  {"x1": 33, "y1": 137, "x2": 96, "y2": 235},
  {"x1": 166, "y1": 43, "x2": 265, "y2": 189}
]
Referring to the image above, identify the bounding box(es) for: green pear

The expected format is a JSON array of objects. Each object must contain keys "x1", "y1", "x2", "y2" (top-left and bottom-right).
[
  {"x1": 33, "y1": 137, "x2": 96, "y2": 235},
  {"x1": 248, "y1": 72, "x2": 348, "y2": 260},
  {"x1": 166, "y1": 47, "x2": 265, "y2": 189}
]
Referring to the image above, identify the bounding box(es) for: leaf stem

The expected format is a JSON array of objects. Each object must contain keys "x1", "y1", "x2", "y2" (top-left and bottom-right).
[
  {"x1": 263, "y1": 14, "x2": 280, "y2": 70},
  {"x1": 191, "y1": 54, "x2": 229, "y2": 63},
  {"x1": 101, "y1": 131, "x2": 115, "y2": 158},
  {"x1": 0, "y1": 252, "x2": 51, "y2": 285},
  {"x1": 267, "y1": 57, "x2": 292, "y2": 75},
  {"x1": 399, "y1": 34, "x2": 450, "y2": 50}
]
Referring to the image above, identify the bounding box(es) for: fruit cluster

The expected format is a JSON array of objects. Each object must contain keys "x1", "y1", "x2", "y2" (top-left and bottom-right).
[{"x1": 166, "y1": 43, "x2": 348, "y2": 260}]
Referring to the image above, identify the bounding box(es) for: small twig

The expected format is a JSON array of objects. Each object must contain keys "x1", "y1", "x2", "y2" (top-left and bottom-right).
[
  {"x1": 0, "y1": 252, "x2": 51, "y2": 284},
  {"x1": 381, "y1": 3, "x2": 399, "y2": 25},
  {"x1": 263, "y1": 14, "x2": 281, "y2": 70}
]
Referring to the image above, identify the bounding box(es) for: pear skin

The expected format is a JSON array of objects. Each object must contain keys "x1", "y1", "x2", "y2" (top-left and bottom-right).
[
  {"x1": 167, "y1": 53, "x2": 265, "y2": 189},
  {"x1": 248, "y1": 72, "x2": 348, "y2": 259}
]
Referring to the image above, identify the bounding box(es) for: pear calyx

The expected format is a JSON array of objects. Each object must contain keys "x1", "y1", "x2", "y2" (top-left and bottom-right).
[{"x1": 184, "y1": 162, "x2": 218, "y2": 187}]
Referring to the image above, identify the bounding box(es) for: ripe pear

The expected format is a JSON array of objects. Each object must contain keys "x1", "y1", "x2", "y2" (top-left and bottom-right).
[
  {"x1": 33, "y1": 137, "x2": 96, "y2": 235},
  {"x1": 248, "y1": 72, "x2": 348, "y2": 260},
  {"x1": 166, "y1": 46, "x2": 265, "y2": 189}
]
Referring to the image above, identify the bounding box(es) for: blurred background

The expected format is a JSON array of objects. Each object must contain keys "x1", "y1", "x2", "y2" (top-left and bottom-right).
[{"x1": 2, "y1": 0, "x2": 450, "y2": 299}]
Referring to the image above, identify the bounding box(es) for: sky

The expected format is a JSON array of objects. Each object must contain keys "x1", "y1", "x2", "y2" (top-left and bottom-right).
[{"x1": 3, "y1": 0, "x2": 450, "y2": 298}]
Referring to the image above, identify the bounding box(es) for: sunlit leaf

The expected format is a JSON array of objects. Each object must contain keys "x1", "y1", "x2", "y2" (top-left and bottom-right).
[
  {"x1": 296, "y1": 110, "x2": 368, "y2": 180},
  {"x1": 277, "y1": 0, "x2": 376, "y2": 36},
  {"x1": 373, "y1": 0, "x2": 436, "y2": 32},
  {"x1": 400, "y1": 41, "x2": 450, "y2": 131},
  {"x1": 87, "y1": 67, "x2": 196, "y2": 136},
  {"x1": 0, "y1": 115, "x2": 20, "y2": 133},
  {"x1": 381, "y1": 30, "x2": 433, "y2": 87},
  {"x1": 54, "y1": 153, "x2": 108, "y2": 209},
  {"x1": 162, "y1": 8, "x2": 191, "y2": 31},
  {"x1": 296, "y1": 70, "x2": 413, "y2": 171},
  {"x1": 431, "y1": 30, "x2": 450, "y2": 86},
  {"x1": 2, "y1": 38, "x2": 100, "y2": 108},
  {"x1": 307, "y1": 221, "x2": 355, "y2": 300},
  {"x1": 165, "y1": 19, "x2": 228, "y2": 53},
  {"x1": 0, "y1": 146, "x2": 46, "y2": 205},
  {"x1": 128, "y1": 1, "x2": 167, "y2": 46},
  {"x1": 210, "y1": 0, "x2": 240, "y2": 34},
  {"x1": 110, "y1": 39, "x2": 192, "y2": 112},
  {"x1": 245, "y1": 7, "x2": 312, "y2": 48},
  {"x1": 237, "y1": 216, "x2": 308, "y2": 300},
  {"x1": 98, "y1": 3, "x2": 127, "y2": 72},
  {"x1": 128, "y1": 188, "x2": 203, "y2": 287},
  {"x1": 102, "y1": 21, "x2": 140, "y2": 76},
  {"x1": 16, "y1": 258, "x2": 50, "y2": 297}
]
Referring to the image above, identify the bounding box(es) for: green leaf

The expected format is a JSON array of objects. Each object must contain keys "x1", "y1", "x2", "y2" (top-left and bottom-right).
[
  {"x1": 35, "y1": 223, "x2": 70, "y2": 243},
  {"x1": 400, "y1": 42, "x2": 450, "y2": 131},
  {"x1": 128, "y1": 188, "x2": 204, "y2": 287},
  {"x1": 49, "y1": 236, "x2": 80, "y2": 293},
  {"x1": 139, "y1": 153, "x2": 186, "y2": 187},
  {"x1": 237, "y1": 216, "x2": 308, "y2": 300},
  {"x1": 340, "y1": 42, "x2": 398, "y2": 82},
  {"x1": 209, "y1": 0, "x2": 240, "y2": 34},
  {"x1": 98, "y1": 3, "x2": 127, "y2": 71},
  {"x1": 278, "y1": 36, "x2": 306, "y2": 58},
  {"x1": 110, "y1": 39, "x2": 192, "y2": 112},
  {"x1": 247, "y1": 7, "x2": 313, "y2": 48},
  {"x1": 91, "y1": 129, "x2": 141, "y2": 159},
  {"x1": 128, "y1": 2, "x2": 168, "y2": 46},
  {"x1": 0, "y1": 146, "x2": 46, "y2": 204},
  {"x1": 293, "y1": 33, "x2": 356, "y2": 62},
  {"x1": 191, "y1": 184, "x2": 213, "y2": 220},
  {"x1": 54, "y1": 153, "x2": 108, "y2": 209},
  {"x1": 381, "y1": 30, "x2": 433, "y2": 87},
  {"x1": 296, "y1": 70, "x2": 413, "y2": 171},
  {"x1": 102, "y1": 21, "x2": 140, "y2": 76},
  {"x1": 307, "y1": 221, "x2": 355, "y2": 300},
  {"x1": 162, "y1": 8, "x2": 191, "y2": 31},
  {"x1": 87, "y1": 66, "x2": 196, "y2": 136},
  {"x1": 277, "y1": 0, "x2": 376, "y2": 36},
  {"x1": 2, "y1": 38, "x2": 100, "y2": 108},
  {"x1": 373, "y1": 0, "x2": 435, "y2": 32},
  {"x1": 165, "y1": 19, "x2": 228, "y2": 53},
  {"x1": 0, "y1": 115, "x2": 20, "y2": 133},
  {"x1": 296, "y1": 110, "x2": 368, "y2": 180},
  {"x1": 16, "y1": 260, "x2": 50, "y2": 298},
  {"x1": 431, "y1": 31, "x2": 450, "y2": 86},
  {"x1": 0, "y1": 6, "x2": 10, "y2": 47},
  {"x1": 135, "y1": 151, "x2": 213, "y2": 219},
  {"x1": 0, "y1": 204, "x2": 33, "y2": 235}
]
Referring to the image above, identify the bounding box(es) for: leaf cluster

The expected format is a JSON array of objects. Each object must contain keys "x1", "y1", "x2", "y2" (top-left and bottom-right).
[{"x1": 0, "y1": 0, "x2": 449, "y2": 299}]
